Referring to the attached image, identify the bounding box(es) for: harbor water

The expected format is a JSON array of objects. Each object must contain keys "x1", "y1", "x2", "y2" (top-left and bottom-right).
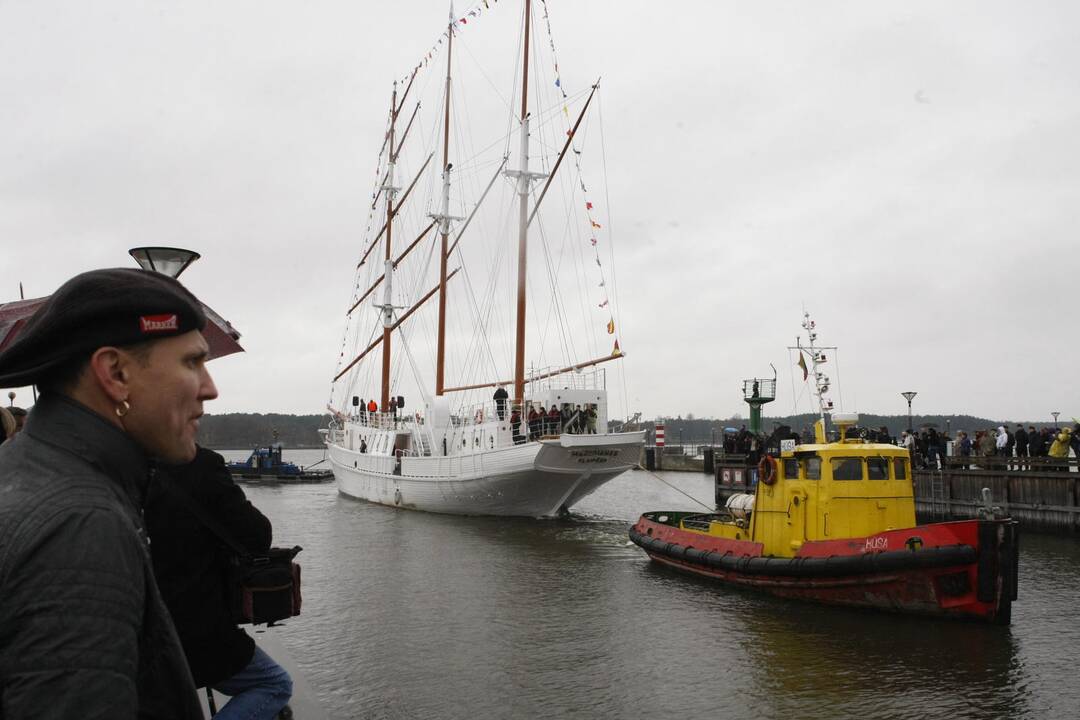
[{"x1": 222, "y1": 450, "x2": 1080, "y2": 720}]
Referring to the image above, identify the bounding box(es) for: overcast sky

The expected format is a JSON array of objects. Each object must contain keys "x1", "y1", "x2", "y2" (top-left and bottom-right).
[{"x1": 2, "y1": 0, "x2": 1078, "y2": 423}]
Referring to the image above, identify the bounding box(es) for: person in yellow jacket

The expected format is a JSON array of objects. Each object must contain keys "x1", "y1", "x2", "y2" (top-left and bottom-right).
[{"x1": 1048, "y1": 427, "x2": 1072, "y2": 461}]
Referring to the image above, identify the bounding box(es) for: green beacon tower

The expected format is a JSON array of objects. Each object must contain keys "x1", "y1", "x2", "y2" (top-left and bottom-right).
[{"x1": 742, "y1": 368, "x2": 776, "y2": 435}]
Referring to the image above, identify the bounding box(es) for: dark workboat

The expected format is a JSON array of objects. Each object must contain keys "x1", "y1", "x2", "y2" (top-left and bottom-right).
[
  {"x1": 227, "y1": 444, "x2": 332, "y2": 484},
  {"x1": 629, "y1": 314, "x2": 1019, "y2": 623}
]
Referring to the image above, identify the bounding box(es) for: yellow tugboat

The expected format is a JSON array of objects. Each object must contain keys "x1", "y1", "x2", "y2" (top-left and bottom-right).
[{"x1": 630, "y1": 313, "x2": 1018, "y2": 623}]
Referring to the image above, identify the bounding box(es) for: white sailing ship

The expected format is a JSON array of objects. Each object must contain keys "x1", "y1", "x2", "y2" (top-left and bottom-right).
[{"x1": 324, "y1": 0, "x2": 644, "y2": 517}]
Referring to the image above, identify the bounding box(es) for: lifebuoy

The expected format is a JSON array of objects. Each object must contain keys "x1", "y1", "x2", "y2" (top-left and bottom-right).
[{"x1": 758, "y1": 454, "x2": 777, "y2": 486}]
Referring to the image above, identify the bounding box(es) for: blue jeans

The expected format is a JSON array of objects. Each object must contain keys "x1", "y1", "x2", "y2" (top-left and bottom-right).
[{"x1": 212, "y1": 645, "x2": 292, "y2": 720}]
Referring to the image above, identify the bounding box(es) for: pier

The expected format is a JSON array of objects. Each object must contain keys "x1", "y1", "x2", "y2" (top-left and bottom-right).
[{"x1": 914, "y1": 457, "x2": 1079, "y2": 534}]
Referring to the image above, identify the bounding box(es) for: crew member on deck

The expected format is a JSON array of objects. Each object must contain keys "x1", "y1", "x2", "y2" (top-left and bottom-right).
[
  {"x1": 528, "y1": 404, "x2": 540, "y2": 441},
  {"x1": 493, "y1": 385, "x2": 508, "y2": 420},
  {"x1": 511, "y1": 407, "x2": 523, "y2": 444},
  {"x1": 547, "y1": 405, "x2": 560, "y2": 436}
]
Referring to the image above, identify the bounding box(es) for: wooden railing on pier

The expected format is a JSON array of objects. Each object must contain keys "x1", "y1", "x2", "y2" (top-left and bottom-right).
[{"x1": 914, "y1": 456, "x2": 1079, "y2": 534}]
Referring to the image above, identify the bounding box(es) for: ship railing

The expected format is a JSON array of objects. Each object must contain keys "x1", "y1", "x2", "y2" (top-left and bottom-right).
[
  {"x1": 526, "y1": 367, "x2": 606, "y2": 393},
  {"x1": 340, "y1": 409, "x2": 413, "y2": 430}
]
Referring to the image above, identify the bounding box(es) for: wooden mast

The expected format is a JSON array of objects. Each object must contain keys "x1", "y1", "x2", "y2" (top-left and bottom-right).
[
  {"x1": 380, "y1": 83, "x2": 400, "y2": 412},
  {"x1": 511, "y1": 0, "x2": 535, "y2": 409},
  {"x1": 435, "y1": 9, "x2": 454, "y2": 396}
]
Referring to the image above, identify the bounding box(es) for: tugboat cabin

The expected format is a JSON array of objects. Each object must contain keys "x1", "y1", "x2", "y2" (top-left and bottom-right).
[{"x1": 701, "y1": 414, "x2": 914, "y2": 558}]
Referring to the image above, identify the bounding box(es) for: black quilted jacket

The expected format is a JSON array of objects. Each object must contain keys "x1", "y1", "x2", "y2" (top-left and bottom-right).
[
  {"x1": 0, "y1": 393, "x2": 202, "y2": 719},
  {"x1": 144, "y1": 447, "x2": 272, "y2": 688}
]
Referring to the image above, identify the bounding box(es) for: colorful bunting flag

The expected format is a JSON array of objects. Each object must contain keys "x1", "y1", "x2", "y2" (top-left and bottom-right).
[
  {"x1": 607, "y1": 319, "x2": 615, "y2": 335},
  {"x1": 598, "y1": 300, "x2": 608, "y2": 308},
  {"x1": 612, "y1": 339, "x2": 621, "y2": 356},
  {"x1": 590, "y1": 238, "x2": 597, "y2": 246},
  {"x1": 590, "y1": 220, "x2": 601, "y2": 229},
  {"x1": 797, "y1": 352, "x2": 809, "y2": 381},
  {"x1": 586, "y1": 202, "x2": 593, "y2": 210}
]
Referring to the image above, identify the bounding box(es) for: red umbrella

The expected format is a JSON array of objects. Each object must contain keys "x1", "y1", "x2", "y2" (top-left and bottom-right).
[{"x1": 0, "y1": 296, "x2": 244, "y2": 360}]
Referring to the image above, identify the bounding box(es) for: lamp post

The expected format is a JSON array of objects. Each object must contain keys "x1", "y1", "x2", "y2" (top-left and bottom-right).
[
  {"x1": 128, "y1": 247, "x2": 201, "y2": 279},
  {"x1": 901, "y1": 391, "x2": 917, "y2": 433},
  {"x1": 1052, "y1": 411, "x2": 1060, "y2": 428},
  {"x1": 7, "y1": 391, "x2": 14, "y2": 407}
]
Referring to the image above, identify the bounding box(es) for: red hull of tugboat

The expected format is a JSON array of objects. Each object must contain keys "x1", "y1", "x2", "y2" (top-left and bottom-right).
[{"x1": 629, "y1": 514, "x2": 1019, "y2": 624}]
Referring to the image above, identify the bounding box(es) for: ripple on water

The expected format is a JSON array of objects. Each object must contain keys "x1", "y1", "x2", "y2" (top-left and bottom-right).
[{"x1": 237, "y1": 461, "x2": 1080, "y2": 720}]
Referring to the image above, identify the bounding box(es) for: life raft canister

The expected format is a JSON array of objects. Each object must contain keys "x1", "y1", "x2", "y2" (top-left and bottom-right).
[{"x1": 758, "y1": 454, "x2": 778, "y2": 486}]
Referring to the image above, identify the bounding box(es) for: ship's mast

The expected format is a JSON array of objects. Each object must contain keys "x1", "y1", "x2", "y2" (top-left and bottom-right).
[
  {"x1": 434, "y1": 7, "x2": 455, "y2": 396},
  {"x1": 379, "y1": 84, "x2": 401, "y2": 412},
  {"x1": 800, "y1": 311, "x2": 834, "y2": 438},
  {"x1": 507, "y1": 0, "x2": 546, "y2": 408}
]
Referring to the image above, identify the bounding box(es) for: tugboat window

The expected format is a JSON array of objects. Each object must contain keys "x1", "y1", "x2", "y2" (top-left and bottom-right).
[
  {"x1": 803, "y1": 457, "x2": 822, "y2": 480},
  {"x1": 831, "y1": 457, "x2": 863, "y2": 480},
  {"x1": 867, "y1": 457, "x2": 889, "y2": 480},
  {"x1": 783, "y1": 459, "x2": 799, "y2": 479},
  {"x1": 893, "y1": 458, "x2": 908, "y2": 480}
]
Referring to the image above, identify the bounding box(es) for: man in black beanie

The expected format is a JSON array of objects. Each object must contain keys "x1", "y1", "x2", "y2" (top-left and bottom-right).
[{"x1": 0, "y1": 268, "x2": 216, "y2": 718}]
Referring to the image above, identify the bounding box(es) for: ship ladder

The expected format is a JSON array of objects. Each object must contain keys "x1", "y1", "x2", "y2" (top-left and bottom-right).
[
  {"x1": 415, "y1": 431, "x2": 433, "y2": 457},
  {"x1": 930, "y1": 470, "x2": 947, "y2": 520}
]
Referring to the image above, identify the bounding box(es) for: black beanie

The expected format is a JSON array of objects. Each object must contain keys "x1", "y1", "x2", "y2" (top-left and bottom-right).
[{"x1": 0, "y1": 268, "x2": 206, "y2": 388}]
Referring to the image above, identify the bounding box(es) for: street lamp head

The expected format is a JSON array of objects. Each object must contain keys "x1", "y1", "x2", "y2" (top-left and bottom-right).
[{"x1": 129, "y1": 247, "x2": 201, "y2": 279}]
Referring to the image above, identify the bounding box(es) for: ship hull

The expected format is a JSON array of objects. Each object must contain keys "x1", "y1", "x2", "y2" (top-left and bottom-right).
[
  {"x1": 329, "y1": 431, "x2": 644, "y2": 518},
  {"x1": 629, "y1": 513, "x2": 1019, "y2": 624}
]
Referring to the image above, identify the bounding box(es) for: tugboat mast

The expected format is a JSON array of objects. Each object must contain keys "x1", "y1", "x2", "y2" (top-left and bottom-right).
[{"x1": 799, "y1": 311, "x2": 835, "y2": 441}]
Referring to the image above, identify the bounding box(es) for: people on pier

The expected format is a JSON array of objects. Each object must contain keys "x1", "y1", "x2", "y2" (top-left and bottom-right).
[
  {"x1": 493, "y1": 385, "x2": 508, "y2": 421},
  {"x1": 1014, "y1": 424, "x2": 1029, "y2": 459},
  {"x1": 954, "y1": 431, "x2": 971, "y2": 469},
  {"x1": 145, "y1": 447, "x2": 292, "y2": 719},
  {"x1": 0, "y1": 268, "x2": 214, "y2": 718},
  {"x1": 1048, "y1": 427, "x2": 1072, "y2": 467},
  {"x1": 994, "y1": 426, "x2": 1008, "y2": 456},
  {"x1": 1028, "y1": 425, "x2": 1045, "y2": 456}
]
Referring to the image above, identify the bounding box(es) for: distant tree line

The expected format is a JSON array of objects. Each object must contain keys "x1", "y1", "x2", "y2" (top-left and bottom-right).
[
  {"x1": 635, "y1": 413, "x2": 1064, "y2": 446},
  {"x1": 196, "y1": 413, "x2": 331, "y2": 449}
]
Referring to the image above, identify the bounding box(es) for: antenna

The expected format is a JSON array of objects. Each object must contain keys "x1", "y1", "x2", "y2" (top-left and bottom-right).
[{"x1": 787, "y1": 311, "x2": 838, "y2": 441}]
